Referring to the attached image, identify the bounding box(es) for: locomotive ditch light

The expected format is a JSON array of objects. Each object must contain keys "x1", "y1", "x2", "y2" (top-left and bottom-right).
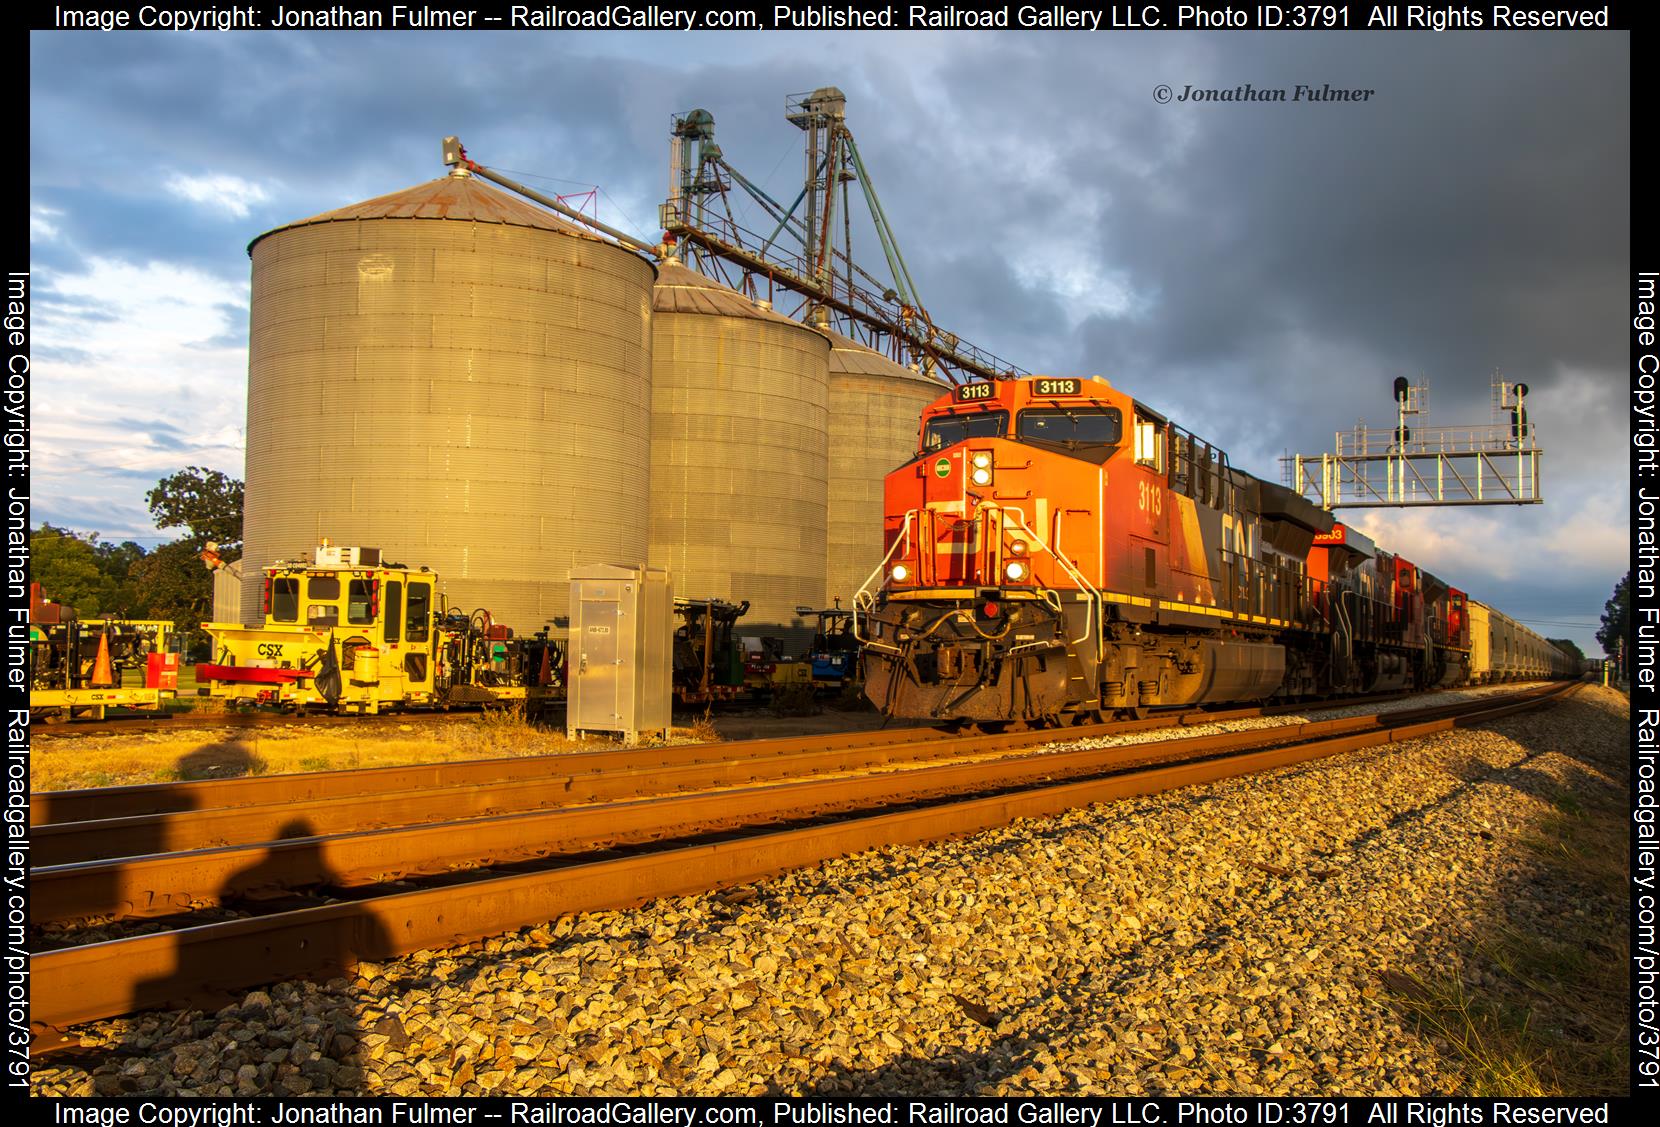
[
  {"x1": 1004, "y1": 560, "x2": 1029, "y2": 582},
  {"x1": 891, "y1": 563, "x2": 910, "y2": 582}
]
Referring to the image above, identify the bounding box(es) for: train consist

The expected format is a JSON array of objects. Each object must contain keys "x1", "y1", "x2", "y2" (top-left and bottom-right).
[
  {"x1": 200, "y1": 545, "x2": 561, "y2": 714},
  {"x1": 855, "y1": 375, "x2": 1572, "y2": 725}
]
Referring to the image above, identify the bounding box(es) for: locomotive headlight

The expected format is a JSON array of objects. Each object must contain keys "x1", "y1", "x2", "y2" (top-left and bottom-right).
[
  {"x1": 891, "y1": 563, "x2": 910, "y2": 583},
  {"x1": 969, "y1": 451, "x2": 994, "y2": 487},
  {"x1": 1004, "y1": 560, "x2": 1029, "y2": 582},
  {"x1": 971, "y1": 467, "x2": 992, "y2": 486}
]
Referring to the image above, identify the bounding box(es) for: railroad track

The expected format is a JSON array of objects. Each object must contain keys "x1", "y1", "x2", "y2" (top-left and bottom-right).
[
  {"x1": 29, "y1": 682, "x2": 1574, "y2": 1044},
  {"x1": 33, "y1": 691, "x2": 1410, "y2": 825}
]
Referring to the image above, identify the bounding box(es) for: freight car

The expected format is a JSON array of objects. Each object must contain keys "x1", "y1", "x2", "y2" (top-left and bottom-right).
[
  {"x1": 201, "y1": 544, "x2": 561, "y2": 714},
  {"x1": 854, "y1": 375, "x2": 1571, "y2": 725}
]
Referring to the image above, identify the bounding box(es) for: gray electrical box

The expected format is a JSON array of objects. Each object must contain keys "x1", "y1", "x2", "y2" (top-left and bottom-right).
[{"x1": 567, "y1": 564, "x2": 673, "y2": 742}]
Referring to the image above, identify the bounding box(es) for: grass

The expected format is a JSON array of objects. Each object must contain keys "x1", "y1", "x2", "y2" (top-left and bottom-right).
[
  {"x1": 31, "y1": 706, "x2": 725, "y2": 792},
  {"x1": 1382, "y1": 775, "x2": 1629, "y2": 1095},
  {"x1": 686, "y1": 709, "x2": 721, "y2": 744}
]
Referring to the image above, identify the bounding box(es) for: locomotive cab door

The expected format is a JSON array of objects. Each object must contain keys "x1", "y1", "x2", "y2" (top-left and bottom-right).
[{"x1": 1129, "y1": 411, "x2": 1170, "y2": 594}]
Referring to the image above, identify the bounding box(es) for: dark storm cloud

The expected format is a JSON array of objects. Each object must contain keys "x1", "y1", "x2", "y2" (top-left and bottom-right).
[{"x1": 832, "y1": 33, "x2": 1629, "y2": 459}]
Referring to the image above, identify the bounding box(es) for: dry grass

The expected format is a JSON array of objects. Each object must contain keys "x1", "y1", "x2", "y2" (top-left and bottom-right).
[
  {"x1": 1384, "y1": 782, "x2": 1629, "y2": 1096},
  {"x1": 32, "y1": 707, "x2": 720, "y2": 792}
]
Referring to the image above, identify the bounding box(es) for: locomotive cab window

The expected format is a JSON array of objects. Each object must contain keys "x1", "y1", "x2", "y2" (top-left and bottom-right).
[
  {"x1": 1133, "y1": 416, "x2": 1165, "y2": 472},
  {"x1": 923, "y1": 411, "x2": 1007, "y2": 453},
  {"x1": 407, "y1": 583, "x2": 431, "y2": 643},
  {"x1": 347, "y1": 579, "x2": 375, "y2": 626},
  {"x1": 1017, "y1": 407, "x2": 1122, "y2": 446},
  {"x1": 306, "y1": 576, "x2": 341, "y2": 627},
  {"x1": 270, "y1": 577, "x2": 300, "y2": 623}
]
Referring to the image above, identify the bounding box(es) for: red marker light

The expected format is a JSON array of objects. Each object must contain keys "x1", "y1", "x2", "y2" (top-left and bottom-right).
[{"x1": 982, "y1": 601, "x2": 1000, "y2": 618}]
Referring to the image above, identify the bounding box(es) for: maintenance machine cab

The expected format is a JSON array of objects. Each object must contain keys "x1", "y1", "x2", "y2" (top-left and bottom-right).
[
  {"x1": 799, "y1": 606, "x2": 859, "y2": 683},
  {"x1": 201, "y1": 545, "x2": 554, "y2": 714}
]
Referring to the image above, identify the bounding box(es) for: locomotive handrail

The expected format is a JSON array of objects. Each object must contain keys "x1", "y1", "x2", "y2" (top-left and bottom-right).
[
  {"x1": 1021, "y1": 507, "x2": 1098, "y2": 649},
  {"x1": 852, "y1": 510, "x2": 916, "y2": 651}
]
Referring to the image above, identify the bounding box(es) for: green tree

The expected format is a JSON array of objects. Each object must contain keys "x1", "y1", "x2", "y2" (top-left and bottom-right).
[
  {"x1": 128, "y1": 540, "x2": 214, "y2": 646},
  {"x1": 93, "y1": 538, "x2": 147, "y2": 615},
  {"x1": 1595, "y1": 572, "x2": 1630, "y2": 658},
  {"x1": 146, "y1": 466, "x2": 243, "y2": 553},
  {"x1": 30, "y1": 525, "x2": 119, "y2": 617}
]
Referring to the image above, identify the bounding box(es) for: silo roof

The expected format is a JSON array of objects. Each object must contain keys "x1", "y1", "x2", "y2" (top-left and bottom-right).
[
  {"x1": 653, "y1": 259, "x2": 819, "y2": 330},
  {"x1": 249, "y1": 172, "x2": 615, "y2": 254},
  {"x1": 824, "y1": 328, "x2": 949, "y2": 390}
]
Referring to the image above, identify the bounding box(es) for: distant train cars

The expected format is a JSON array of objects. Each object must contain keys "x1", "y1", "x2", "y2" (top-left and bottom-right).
[
  {"x1": 856, "y1": 374, "x2": 1572, "y2": 725},
  {"x1": 201, "y1": 544, "x2": 560, "y2": 714},
  {"x1": 1468, "y1": 599, "x2": 1569, "y2": 683}
]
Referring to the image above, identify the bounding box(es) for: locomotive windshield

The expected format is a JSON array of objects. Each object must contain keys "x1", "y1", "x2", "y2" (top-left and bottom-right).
[
  {"x1": 923, "y1": 410, "x2": 1007, "y2": 453},
  {"x1": 1017, "y1": 407, "x2": 1123, "y2": 446}
]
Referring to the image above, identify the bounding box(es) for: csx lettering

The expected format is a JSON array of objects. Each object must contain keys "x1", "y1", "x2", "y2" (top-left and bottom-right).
[{"x1": 257, "y1": 643, "x2": 284, "y2": 659}]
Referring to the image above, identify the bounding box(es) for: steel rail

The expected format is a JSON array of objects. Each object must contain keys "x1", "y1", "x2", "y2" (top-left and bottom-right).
[
  {"x1": 32, "y1": 723, "x2": 951, "y2": 826},
  {"x1": 34, "y1": 685, "x2": 1567, "y2": 925},
  {"x1": 30, "y1": 683, "x2": 1575, "y2": 1039},
  {"x1": 35, "y1": 692, "x2": 1418, "y2": 825},
  {"x1": 31, "y1": 713, "x2": 1219, "y2": 865},
  {"x1": 34, "y1": 695, "x2": 1424, "y2": 866}
]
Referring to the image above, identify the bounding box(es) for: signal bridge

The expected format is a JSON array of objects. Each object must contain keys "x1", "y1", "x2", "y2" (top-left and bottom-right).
[{"x1": 1282, "y1": 374, "x2": 1543, "y2": 509}]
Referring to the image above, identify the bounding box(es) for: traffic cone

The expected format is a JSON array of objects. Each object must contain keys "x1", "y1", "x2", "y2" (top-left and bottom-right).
[{"x1": 91, "y1": 632, "x2": 116, "y2": 688}]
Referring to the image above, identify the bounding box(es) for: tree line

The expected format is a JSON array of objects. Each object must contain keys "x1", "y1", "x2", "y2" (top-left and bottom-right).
[{"x1": 31, "y1": 467, "x2": 243, "y2": 652}]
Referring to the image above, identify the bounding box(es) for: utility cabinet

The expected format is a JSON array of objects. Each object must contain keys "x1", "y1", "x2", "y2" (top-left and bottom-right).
[{"x1": 567, "y1": 564, "x2": 672, "y2": 741}]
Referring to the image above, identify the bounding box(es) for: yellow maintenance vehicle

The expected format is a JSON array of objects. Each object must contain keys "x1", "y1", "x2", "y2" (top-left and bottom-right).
[
  {"x1": 28, "y1": 583, "x2": 178, "y2": 720},
  {"x1": 200, "y1": 544, "x2": 561, "y2": 714}
]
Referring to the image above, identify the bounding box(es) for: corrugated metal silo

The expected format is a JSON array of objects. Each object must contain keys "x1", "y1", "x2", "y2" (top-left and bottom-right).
[
  {"x1": 649, "y1": 260, "x2": 831, "y2": 637},
  {"x1": 824, "y1": 331, "x2": 948, "y2": 608},
  {"x1": 243, "y1": 170, "x2": 656, "y2": 632}
]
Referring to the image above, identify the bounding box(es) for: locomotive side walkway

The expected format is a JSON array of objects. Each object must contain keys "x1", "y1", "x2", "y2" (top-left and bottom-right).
[{"x1": 31, "y1": 683, "x2": 1627, "y2": 1096}]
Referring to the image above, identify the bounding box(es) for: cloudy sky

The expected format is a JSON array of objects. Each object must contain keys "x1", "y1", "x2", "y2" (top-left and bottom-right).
[{"x1": 28, "y1": 28, "x2": 1629, "y2": 651}]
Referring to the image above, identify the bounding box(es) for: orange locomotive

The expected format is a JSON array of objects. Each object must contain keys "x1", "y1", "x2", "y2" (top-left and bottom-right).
[{"x1": 854, "y1": 375, "x2": 1552, "y2": 726}]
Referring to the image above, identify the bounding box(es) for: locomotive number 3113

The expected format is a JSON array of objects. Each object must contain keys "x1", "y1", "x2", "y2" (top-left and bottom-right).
[{"x1": 1138, "y1": 480, "x2": 1163, "y2": 517}]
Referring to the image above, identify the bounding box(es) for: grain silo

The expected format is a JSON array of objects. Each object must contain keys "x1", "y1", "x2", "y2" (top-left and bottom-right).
[
  {"x1": 824, "y1": 331, "x2": 948, "y2": 608},
  {"x1": 243, "y1": 169, "x2": 656, "y2": 632},
  {"x1": 648, "y1": 259, "x2": 831, "y2": 637}
]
